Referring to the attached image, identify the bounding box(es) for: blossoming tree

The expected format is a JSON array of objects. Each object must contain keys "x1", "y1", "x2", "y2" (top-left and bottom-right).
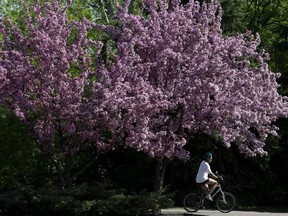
[
  {"x1": 93, "y1": 0, "x2": 288, "y2": 192},
  {"x1": 0, "y1": 1, "x2": 112, "y2": 188},
  {"x1": 1, "y1": 0, "x2": 288, "y2": 192}
]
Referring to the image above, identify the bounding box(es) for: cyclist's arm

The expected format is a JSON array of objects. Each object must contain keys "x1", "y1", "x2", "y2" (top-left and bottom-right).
[
  {"x1": 209, "y1": 172, "x2": 219, "y2": 180},
  {"x1": 207, "y1": 163, "x2": 219, "y2": 180}
]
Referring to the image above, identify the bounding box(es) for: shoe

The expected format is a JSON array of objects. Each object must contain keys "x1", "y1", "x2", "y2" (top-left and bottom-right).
[{"x1": 205, "y1": 194, "x2": 213, "y2": 201}]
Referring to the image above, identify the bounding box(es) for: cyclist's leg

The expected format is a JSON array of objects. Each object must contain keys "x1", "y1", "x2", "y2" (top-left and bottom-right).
[
  {"x1": 207, "y1": 178, "x2": 218, "y2": 194},
  {"x1": 200, "y1": 179, "x2": 209, "y2": 192},
  {"x1": 201, "y1": 183, "x2": 209, "y2": 191}
]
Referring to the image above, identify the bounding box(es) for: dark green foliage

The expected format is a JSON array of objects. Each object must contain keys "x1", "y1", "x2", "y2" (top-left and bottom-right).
[
  {"x1": 0, "y1": 183, "x2": 174, "y2": 216},
  {"x1": 0, "y1": 108, "x2": 50, "y2": 191},
  {"x1": 220, "y1": 0, "x2": 247, "y2": 35},
  {"x1": 74, "y1": 147, "x2": 156, "y2": 193}
]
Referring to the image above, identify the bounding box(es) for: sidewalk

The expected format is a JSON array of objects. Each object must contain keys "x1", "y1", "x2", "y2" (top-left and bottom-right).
[{"x1": 161, "y1": 208, "x2": 288, "y2": 216}]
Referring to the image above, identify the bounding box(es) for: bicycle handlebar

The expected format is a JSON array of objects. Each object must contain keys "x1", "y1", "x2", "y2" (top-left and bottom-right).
[{"x1": 216, "y1": 173, "x2": 224, "y2": 182}]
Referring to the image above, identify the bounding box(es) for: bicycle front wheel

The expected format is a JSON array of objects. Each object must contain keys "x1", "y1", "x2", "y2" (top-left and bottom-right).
[
  {"x1": 183, "y1": 193, "x2": 202, "y2": 212},
  {"x1": 216, "y1": 192, "x2": 236, "y2": 213}
]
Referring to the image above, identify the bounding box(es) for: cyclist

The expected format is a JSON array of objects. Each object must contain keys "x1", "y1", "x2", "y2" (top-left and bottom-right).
[{"x1": 195, "y1": 152, "x2": 219, "y2": 201}]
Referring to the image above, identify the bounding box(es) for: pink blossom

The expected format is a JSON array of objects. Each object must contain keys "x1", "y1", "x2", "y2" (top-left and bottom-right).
[
  {"x1": 0, "y1": 1, "x2": 111, "y2": 158},
  {"x1": 96, "y1": 0, "x2": 288, "y2": 159}
]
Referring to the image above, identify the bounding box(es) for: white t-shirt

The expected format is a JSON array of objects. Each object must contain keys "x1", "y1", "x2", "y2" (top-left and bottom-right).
[{"x1": 196, "y1": 160, "x2": 212, "y2": 183}]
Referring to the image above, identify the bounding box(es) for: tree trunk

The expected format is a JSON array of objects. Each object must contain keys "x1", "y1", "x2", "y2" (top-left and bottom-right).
[
  {"x1": 50, "y1": 155, "x2": 72, "y2": 189},
  {"x1": 51, "y1": 154, "x2": 98, "y2": 189},
  {"x1": 154, "y1": 158, "x2": 169, "y2": 194},
  {"x1": 62, "y1": 156, "x2": 73, "y2": 188}
]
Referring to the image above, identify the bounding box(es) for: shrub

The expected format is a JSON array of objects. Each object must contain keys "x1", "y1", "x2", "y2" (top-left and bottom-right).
[{"x1": 0, "y1": 183, "x2": 174, "y2": 215}]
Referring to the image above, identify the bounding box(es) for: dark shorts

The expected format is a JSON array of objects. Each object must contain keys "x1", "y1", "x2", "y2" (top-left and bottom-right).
[{"x1": 198, "y1": 179, "x2": 209, "y2": 185}]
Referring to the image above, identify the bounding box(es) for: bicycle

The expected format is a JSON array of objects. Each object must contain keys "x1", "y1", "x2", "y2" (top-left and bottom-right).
[{"x1": 183, "y1": 174, "x2": 236, "y2": 213}]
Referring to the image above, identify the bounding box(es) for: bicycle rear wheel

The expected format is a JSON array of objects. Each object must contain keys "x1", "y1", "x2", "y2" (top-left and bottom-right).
[
  {"x1": 183, "y1": 193, "x2": 202, "y2": 212},
  {"x1": 216, "y1": 192, "x2": 236, "y2": 213}
]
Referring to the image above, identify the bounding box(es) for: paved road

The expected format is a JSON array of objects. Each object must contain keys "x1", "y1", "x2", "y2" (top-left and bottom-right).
[{"x1": 161, "y1": 208, "x2": 288, "y2": 216}]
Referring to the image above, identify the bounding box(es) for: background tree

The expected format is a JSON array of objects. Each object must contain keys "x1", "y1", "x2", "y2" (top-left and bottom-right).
[{"x1": 0, "y1": 0, "x2": 113, "y2": 188}]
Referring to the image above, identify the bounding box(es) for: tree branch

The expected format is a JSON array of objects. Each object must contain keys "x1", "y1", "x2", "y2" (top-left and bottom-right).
[{"x1": 71, "y1": 154, "x2": 99, "y2": 181}]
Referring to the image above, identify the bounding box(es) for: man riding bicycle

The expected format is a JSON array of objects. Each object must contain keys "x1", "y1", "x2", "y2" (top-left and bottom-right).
[{"x1": 196, "y1": 152, "x2": 220, "y2": 201}]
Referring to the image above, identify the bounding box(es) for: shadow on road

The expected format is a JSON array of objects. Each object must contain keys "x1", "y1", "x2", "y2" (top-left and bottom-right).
[
  {"x1": 161, "y1": 213, "x2": 208, "y2": 216},
  {"x1": 184, "y1": 214, "x2": 208, "y2": 216}
]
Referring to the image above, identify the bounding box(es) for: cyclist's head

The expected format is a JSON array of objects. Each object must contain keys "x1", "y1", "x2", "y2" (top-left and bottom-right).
[{"x1": 203, "y1": 152, "x2": 212, "y2": 161}]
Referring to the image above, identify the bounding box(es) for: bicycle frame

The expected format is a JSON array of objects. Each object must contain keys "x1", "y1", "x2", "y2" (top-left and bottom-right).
[{"x1": 211, "y1": 184, "x2": 227, "y2": 203}]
